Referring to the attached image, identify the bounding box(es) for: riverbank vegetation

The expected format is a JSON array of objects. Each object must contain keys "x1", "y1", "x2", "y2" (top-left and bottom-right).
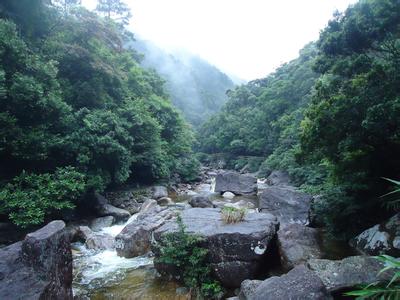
[
  {"x1": 199, "y1": 0, "x2": 400, "y2": 238},
  {"x1": 0, "y1": 0, "x2": 199, "y2": 227}
]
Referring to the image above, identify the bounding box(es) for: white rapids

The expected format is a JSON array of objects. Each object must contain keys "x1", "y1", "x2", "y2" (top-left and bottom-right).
[{"x1": 72, "y1": 213, "x2": 152, "y2": 297}]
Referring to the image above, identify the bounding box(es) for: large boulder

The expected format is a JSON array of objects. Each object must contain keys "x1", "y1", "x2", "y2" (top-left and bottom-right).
[
  {"x1": 189, "y1": 194, "x2": 214, "y2": 208},
  {"x1": 151, "y1": 185, "x2": 168, "y2": 199},
  {"x1": 153, "y1": 208, "x2": 279, "y2": 288},
  {"x1": 277, "y1": 223, "x2": 322, "y2": 270},
  {"x1": 105, "y1": 189, "x2": 145, "y2": 214},
  {"x1": 0, "y1": 220, "x2": 72, "y2": 299},
  {"x1": 248, "y1": 265, "x2": 331, "y2": 300},
  {"x1": 94, "y1": 192, "x2": 131, "y2": 221},
  {"x1": 85, "y1": 233, "x2": 115, "y2": 250},
  {"x1": 116, "y1": 205, "x2": 175, "y2": 258},
  {"x1": 350, "y1": 213, "x2": 400, "y2": 256},
  {"x1": 258, "y1": 186, "x2": 312, "y2": 224},
  {"x1": 238, "y1": 279, "x2": 262, "y2": 300},
  {"x1": 90, "y1": 216, "x2": 115, "y2": 232},
  {"x1": 214, "y1": 171, "x2": 257, "y2": 195},
  {"x1": 266, "y1": 170, "x2": 291, "y2": 186},
  {"x1": 307, "y1": 255, "x2": 394, "y2": 293},
  {"x1": 97, "y1": 203, "x2": 131, "y2": 221},
  {"x1": 75, "y1": 226, "x2": 94, "y2": 241}
]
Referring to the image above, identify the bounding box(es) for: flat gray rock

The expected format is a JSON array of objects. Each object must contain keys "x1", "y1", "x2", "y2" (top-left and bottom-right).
[
  {"x1": 258, "y1": 186, "x2": 312, "y2": 224},
  {"x1": 215, "y1": 171, "x2": 257, "y2": 195},
  {"x1": 307, "y1": 255, "x2": 394, "y2": 293},
  {"x1": 278, "y1": 223, "x2": 322, "y2": 270},
  {"x1": 250, "y1": 265, "x2": 331, "y2": 300},
  {"x1": 97, "y1": 203, "x2": 131, "y2": 221},
  {"x1": 154, "y1": 208, "x2": 278, "y2": 288}
]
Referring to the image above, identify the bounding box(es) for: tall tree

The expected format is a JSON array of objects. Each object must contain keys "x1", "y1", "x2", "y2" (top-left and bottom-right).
[{"x1": 95, "y1": 0, "x2": 131, "y2": 25}]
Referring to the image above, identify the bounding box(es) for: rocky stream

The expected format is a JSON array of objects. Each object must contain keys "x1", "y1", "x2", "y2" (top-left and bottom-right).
[{"x1": 0, "y1": 168, "x2": 399, "y2": 299}]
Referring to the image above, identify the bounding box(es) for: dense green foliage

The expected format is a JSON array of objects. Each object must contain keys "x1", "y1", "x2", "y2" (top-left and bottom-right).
[
  {"x1": 198, "y1": 43, "x2": 320, "y2": 183},
  {"x1": 199, "y1": 0, "x2": 400, "y2": 238},
  {"x1": 300, "y1": 0, "x2": 400, "y2": 236},
  {"x1": 0, "y1": 167, "x2": 85, "y2": 227},
  {"x1": 346, "y1": 255, "x2": 400, "y2": 299},
  {"x1": 155, "y1": 216, "x2": 223, "y2": 299},
  {"x1": 0, "y1": 0, "x2": 198, "y2": 226},
  {"x1": 134, "y1": 39, "x2": 235, "y2": 127}
]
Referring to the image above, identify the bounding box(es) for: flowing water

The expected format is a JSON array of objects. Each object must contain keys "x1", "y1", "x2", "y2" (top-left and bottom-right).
[
  {"x1": 72, "y1": 214, "x2": 183, "y2": 299},
  {"x1": 72, "y1": 179, "x2": 353, "y2": 299}
]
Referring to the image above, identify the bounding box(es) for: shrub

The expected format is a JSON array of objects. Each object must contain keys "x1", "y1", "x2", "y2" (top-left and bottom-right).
[
  {"x1": 155, "y1": 215, "x2": 223, "y2": 299},
  {"x1": 221, "y1": 206, "x2": 246, "y2": 224},
  {"x1": 0, "y1": 166, "x2": 86, "y2": 227},
  {"x1": 345, "y1": 255, "x2": 400, "y2": 299}
]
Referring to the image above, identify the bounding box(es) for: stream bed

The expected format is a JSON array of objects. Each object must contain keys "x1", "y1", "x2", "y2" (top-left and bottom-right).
[
  {"x1": 72, "y1": 219, "x2": 183, "y2": 299},
  {"x1": 72, "y1": 180, "x2": 354, "y2": 299}
]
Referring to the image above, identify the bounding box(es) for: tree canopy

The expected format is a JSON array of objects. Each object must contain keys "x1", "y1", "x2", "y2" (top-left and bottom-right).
[
  {"x1": 0, "y1": 0, "x2": 199, "y2": 227},
  {"x1": 199, "y1": 0, "x2": 400, "y2": 238}
]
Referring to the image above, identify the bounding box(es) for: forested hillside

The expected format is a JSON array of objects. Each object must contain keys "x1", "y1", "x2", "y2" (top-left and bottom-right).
[
  {"x1": 133, "y1": 39, "x2": 235, "y2": 127},
  {"x1": 0, "y1": 0, "x2": 198, "y2": 227},
  {"x1": 199, "y1": 0, "x2": 400, "y2": 238}
]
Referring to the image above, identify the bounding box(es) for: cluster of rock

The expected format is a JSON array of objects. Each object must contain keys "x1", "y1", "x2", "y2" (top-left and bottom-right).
[
  {"x1": 0, "y1": 221, "x2": 73, "y2": 300},
  {"x1": 3, "y1": 168, "x2": 396, "y2": 299},
  {"x1": 115, "y1": 199, "x2": 177, "y2": 257}
]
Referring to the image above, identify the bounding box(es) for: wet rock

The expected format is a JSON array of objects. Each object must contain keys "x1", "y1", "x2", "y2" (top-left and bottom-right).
[
  {"x1": 151, "y1": 185, "x2": 168, "y2": 199},
  {"x1": 76, "y1": 226, "x2": 94, "y2": 242},
  {"x1": 116, "y1": 205, "x2": 175, "y2": 258},
  {"x1": 93, "y1": 192, "x2": 131, "y2": 221},
  {"x1": 97, "y1": 203, "x2": 131, "y2": 221},
  {"x1": 215, "y1": 171, "x2": 257, "y2": 195},
  {"x1": 119, "y1": 201, "x2": 141, "y2": 214},
  {"x1": 266, "y1": 170, "x2": 291, "y2": 186},
  {"x1": 189, "y1": 194, "x2": 214, "y2": 208},
  {"x1": 238, "y1": 279, "x2": 262, "y2": 300},
  {"x1": 307, "y1": 255, "x2": 394, "y2": 293},
  {"x1": 350, "y1": 213, "x2": 400, "y2": 256},
  {"x1": 157, "y1": 197, "x2": 174, "y2": 206},
  {"x1": 153, "y1": 208, "x2": 278, "y2": 288},
  {"x1": 222, "y1": 191, "x2": 235, "y2": 199},
  {"x1": 138, "y1": 198, "x2": 158, "y2": 215},
  {"x1": 85, "y1": 233, "x2": 115, "y2": 250},
  {"x1": 250, "y1": 265, "x2": 331, "y2": 300},
  {"x1": 258, "y1": 186, "x2": 312, "y2": 224},
  {"x1": 0, "y1": 220, "x2": 72, "y2": 299},
  {"x1": 277, "y1": 224, "x2": 322, "y2": 270},
  {"x1": 90, "y1": 216, "x2": 115, "y2": 232}
]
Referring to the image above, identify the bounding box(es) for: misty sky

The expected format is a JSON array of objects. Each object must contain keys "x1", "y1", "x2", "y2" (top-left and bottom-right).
[{"x1": 83, "y1": 0, "x2": 357, "y2": 81}]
